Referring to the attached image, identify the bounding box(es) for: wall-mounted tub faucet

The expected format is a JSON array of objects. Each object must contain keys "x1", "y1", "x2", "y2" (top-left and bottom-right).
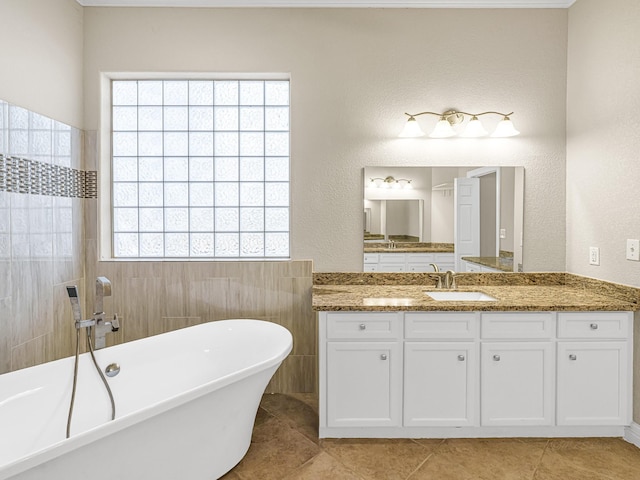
[
  {"x1": 93, "y1": 277, "x2": 119, "y2": 350},
  {"x1": 65, "y1": 278, "x2": 119, "y2": 349}
]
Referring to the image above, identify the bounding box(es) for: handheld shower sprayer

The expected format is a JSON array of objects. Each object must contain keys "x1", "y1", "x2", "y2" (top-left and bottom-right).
[{"x1": 66, "y1": 286, "x2": 83, "y2": 325}]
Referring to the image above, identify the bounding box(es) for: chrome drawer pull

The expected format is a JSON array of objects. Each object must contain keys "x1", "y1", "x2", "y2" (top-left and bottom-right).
[
  {"x1": 359, "y1": 324, "x2": 366, "y2": 330},
  {"x1": 458, "y1": 355, "x2": 466, "y2": 361},
  {"x1": 569, "y1": 354, "x2": 577, "y2": 361},
  {"x1": 590, "y1": 323, "x2": 598, "y2": 330},
  {"x1": 493, "y1": 354, "x2": 501, "y2": 361},
  {"x1": 380, "y1": 354, "x2": 387, "y2": 360}
]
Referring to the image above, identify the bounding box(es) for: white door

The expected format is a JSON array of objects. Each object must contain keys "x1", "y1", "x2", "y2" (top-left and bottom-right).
[
  {"x1": 454, "y1": 177, "x2": 480, "y2": 271},
  {"x1": 326, "y1": 341, "x2": 401, "y2": 427},
  {"x1": 404, "y1": 342, "x2": 477, "y2": 427},
  {"x1": 557, "y1": 341, "x2": 629, "y2": 426},
  {"x1": 481, "y1": 342, "x2": 555, "y2": 426}
]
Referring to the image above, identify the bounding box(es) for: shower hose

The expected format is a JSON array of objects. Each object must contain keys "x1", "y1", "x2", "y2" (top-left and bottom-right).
[{"x1": 66, "y1": 325, "x2": 116, "y2": 438}]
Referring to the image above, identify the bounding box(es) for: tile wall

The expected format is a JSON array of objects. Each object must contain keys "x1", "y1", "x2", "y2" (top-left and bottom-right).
[
  {"x1": 87, "y1": 131, "x2": 317, "y2": 393},
  {"x1": 0, "y1": 99, "x2": 85, "y2": 374},
  {"x1": 0, "y1": 108, "x2": 317, "y2": 394}
]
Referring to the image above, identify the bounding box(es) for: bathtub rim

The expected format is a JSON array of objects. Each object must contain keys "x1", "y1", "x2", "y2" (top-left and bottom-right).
[{"x1": 0, "y1": 319, "x2": 292, "y2": 480}]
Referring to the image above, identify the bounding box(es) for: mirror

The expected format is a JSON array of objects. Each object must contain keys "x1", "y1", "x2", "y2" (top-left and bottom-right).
[
  {"x1": 364, "y1": 166, "x2": 524, "y2": 273},
  {"x1": 364, "y1": 200, "x2": 424, "y2": 242}
]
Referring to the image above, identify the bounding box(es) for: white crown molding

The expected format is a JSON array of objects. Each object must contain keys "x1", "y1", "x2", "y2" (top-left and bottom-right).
[{"x1": 76, "y1": 0, "x2": 577, "y2": 8}]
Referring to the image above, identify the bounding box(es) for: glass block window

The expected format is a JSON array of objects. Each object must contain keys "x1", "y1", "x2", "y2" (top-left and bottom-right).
[{"x1": 111, "y1": 79, "x2": 290, "y2": 259}]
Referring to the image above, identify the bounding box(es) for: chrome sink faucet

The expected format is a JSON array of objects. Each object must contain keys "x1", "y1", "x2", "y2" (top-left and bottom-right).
[{"x1": 444, "y1": 270, "x2": 457, "y2": 289}]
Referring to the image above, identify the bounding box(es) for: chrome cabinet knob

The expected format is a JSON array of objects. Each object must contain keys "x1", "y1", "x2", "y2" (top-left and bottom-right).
[
  {"x1": 457, "y1": 355, "x2": 465, "y2": 361},
  {"x1": 493, "y1": 354, "x2": 501, "y2": 361},
  {"x1": 590, "y1": 323, "x2": 598, "y2": 330},
  {"x1": 380, "y1": 354, "x2": 387, "y2": 360},
  {"x1": 359, "y1": 324, "x2": 366, "y2": 330},
  {"x1": 569, "y1": 354, "x2": 577, "y2": 361}
]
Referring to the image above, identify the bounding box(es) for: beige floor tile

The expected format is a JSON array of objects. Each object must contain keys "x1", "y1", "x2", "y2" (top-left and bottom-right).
[
  {"x1": 283, "y1": 451, "x2": 364, "y2": 480},
  {"x1": 226, "y1": 395, "x2": 640, "y2": 480},
  {"x1": 260, "y1": 393, "x2": 319, "y2": 444},
  {"x1": 409, "y1": 438, "x2": 548, "y2": 480},
  {"x1": 288, "y1": 392, "x2": 319, "y2": 414},
  {"x1": 536, "y1": 438, "x2": 640, "y2": 480},
  {"x1": 322, "y1": 438, "x2": 435, "y2": 480},
  {"x1": 218, "y1": 471, "x2": 244, "y2": 480},
  {"x1": 230, "y1": 415, "x2": 321, "y2": 480}
]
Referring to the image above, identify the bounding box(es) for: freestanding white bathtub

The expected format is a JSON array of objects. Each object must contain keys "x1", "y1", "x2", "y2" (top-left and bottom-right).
[{"x1": 0, "y1": 319, "x2": 292, "y2": 480}]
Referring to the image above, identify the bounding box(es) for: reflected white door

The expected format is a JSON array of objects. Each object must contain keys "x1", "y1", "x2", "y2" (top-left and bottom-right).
[{"x1": 454, "y1": 177, "x2": 480, "y2": 271}]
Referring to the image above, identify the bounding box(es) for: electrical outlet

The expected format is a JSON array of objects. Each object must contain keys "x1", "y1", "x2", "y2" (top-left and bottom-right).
[
  {"x1": 627, "y1": 239, "x2": 640, "y2": 261},
  {"x1": 499, "y1": 228, "x2": 506, "y2": 239},
  {"x1": 589, "y1": 247, "x2": 600, "y2": 266}
]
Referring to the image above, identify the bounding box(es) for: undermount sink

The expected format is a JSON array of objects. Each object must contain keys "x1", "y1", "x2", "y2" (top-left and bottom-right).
[{"x1": 425, "y1": 291, "x2": 497, "y2": 301}]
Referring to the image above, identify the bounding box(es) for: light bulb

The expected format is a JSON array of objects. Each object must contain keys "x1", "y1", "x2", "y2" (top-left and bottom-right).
[
  {"x1": 461, "y1": 116, "x2": 488, "y2": 137},
  {"x1": 491, "y1": 116, "x2": 520, "y2": 137},
  {"x1": 399, "y1": 117, "x2": 425, "y2": 138},
  {"x1": 429, "y1": 118, "x2": 457, "y2": 138}
]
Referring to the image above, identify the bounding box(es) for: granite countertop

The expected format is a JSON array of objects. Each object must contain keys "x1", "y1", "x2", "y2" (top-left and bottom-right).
[
  {"x1": 364, "y1": 242, "x2": 455, "y2": 254},
  {"x1": 312, "y1": 273, "x2": 640, "y2": 312},
  {"x1": 462, "y1": 256, "x2": 514, "y2": 272}
]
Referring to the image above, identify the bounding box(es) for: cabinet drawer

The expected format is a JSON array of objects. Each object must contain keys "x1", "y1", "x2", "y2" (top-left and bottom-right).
[
  {"x1": 434, "y1": 253, "x2": 454, "y2": 263},
  {"x1": 363, "y1": 253, "x2": 379, "y2": 264},
  {"x1": 405, "y1": 312, "x2": 478, "y2": 339},
  {"x1": 379, "y1": 253, "x2": 406, "y2": 264},
  {"x1": 406, "y1": 253, "x2": 434, "y2": 264},
  {"x1": 557, "y1": 312, "x2": 631, "y2": 339},
  {"x1": 326, "y1": 312, "x2": 401, "y2": 339},
  {"x1": 481, "y1": 312, "x2": 555, "y2": 339}
]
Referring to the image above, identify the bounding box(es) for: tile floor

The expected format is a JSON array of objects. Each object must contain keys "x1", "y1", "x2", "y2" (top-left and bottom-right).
[{"x1": 222, "y1": 394, "x2": 640, "y2": 480}]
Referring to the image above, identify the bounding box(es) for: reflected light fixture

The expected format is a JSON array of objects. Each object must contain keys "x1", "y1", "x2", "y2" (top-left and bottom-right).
[
  {"x1": 399, "y1": 110, "x2": 519, "y2": 138},
  {"x1": 369, "y1": 176, "x2": 412, "y2": 189}
]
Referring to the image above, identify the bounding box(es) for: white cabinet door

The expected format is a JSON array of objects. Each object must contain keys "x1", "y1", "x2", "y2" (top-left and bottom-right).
[
  {"x1": 326, "y1": 341, "x2": 401, "y2": 427},
  {"x1": 481, "y1": 342, "x2": 555, "y2": 426},
  {"x1": 404, "y1": 342, "x2": 477, "y2": 426},
  {"x1": 557, "y1": 341, "x2": 629, "y2": 426}
]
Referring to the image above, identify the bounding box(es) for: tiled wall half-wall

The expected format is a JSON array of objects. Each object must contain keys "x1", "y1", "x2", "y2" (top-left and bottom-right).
[
  {"x1": 0, "y1": 99, "x2": 85, "y2": 373},
  {"x1": 85, "y1": 259, "x2": 316, "y2": 393},
  {"x1": 83, "y1": 130, "x2": 317, "y2": 394}
]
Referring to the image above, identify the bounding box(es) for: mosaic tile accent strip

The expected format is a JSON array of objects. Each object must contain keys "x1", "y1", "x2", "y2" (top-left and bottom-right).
[{"x1": 0, "y1": 154, "x2": 96, "y2": 198}]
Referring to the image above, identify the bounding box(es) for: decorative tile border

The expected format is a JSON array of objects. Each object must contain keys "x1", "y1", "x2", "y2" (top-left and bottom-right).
[{"x1": 0, "y1": 154, "x2": 96, "y2": 199}]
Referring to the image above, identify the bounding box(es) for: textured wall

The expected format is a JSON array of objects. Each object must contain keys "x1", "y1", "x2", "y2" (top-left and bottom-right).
[
  {"x1": 566, "y1": 0, "x2": 640, "y2": 287},
  {"x1": 567, "y1": 0, "x2": 640, "y2": 422},
  {"x1": 82, "y1": 7, "x2": 568, "y2": 272},
  {"x1": 0, "y1": 0, "x2": 84, "y2": 128}
]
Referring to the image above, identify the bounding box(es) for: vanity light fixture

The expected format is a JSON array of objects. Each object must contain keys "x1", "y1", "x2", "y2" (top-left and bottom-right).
[
  {"x1": 369, "y1": 176, "x2": 412, "y2": 189},
  {"x1": 399, "y1": 110, "x2": 520, "y2": 138}
]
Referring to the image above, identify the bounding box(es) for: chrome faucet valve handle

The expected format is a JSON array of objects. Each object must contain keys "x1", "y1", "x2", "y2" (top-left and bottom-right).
[
  {"x1": 111, "y1": 314, "x2": 120, "y2": 332},
  {"x1": 428, "y1": 274, "x2": 443, "y2": 289}
]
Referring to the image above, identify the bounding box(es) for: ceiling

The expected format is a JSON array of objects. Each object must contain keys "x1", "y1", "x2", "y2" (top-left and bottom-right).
[{"x1": 76, "y1": 0, "x2": 576, "y2": 8}]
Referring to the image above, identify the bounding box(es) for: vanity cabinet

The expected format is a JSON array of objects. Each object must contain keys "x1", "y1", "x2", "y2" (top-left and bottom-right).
[
  {"x1": 363, "y1": 252, "x2": 455, "y2": 273},
  {"x1": 480, "y1": 312, "x2": 555, "y2": 426},
  {"x1": 404, "y1": 312, "x2": 478, "y2": 427},
  {"x1": 481, "y1": 342, "x2": 555, "y2": 426},
  {"x1": 323, "y1": 312, "x2": 402, "y2": 428},
  {"x1": 556, "y1": 312, "x2": 632, "y2": 426},
  {"x1": 462, "y1": 260, "x2": 502, "y2": 273},
  {"x1": 318, "y1": 310, "x2": 633, "y2": 438}
]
